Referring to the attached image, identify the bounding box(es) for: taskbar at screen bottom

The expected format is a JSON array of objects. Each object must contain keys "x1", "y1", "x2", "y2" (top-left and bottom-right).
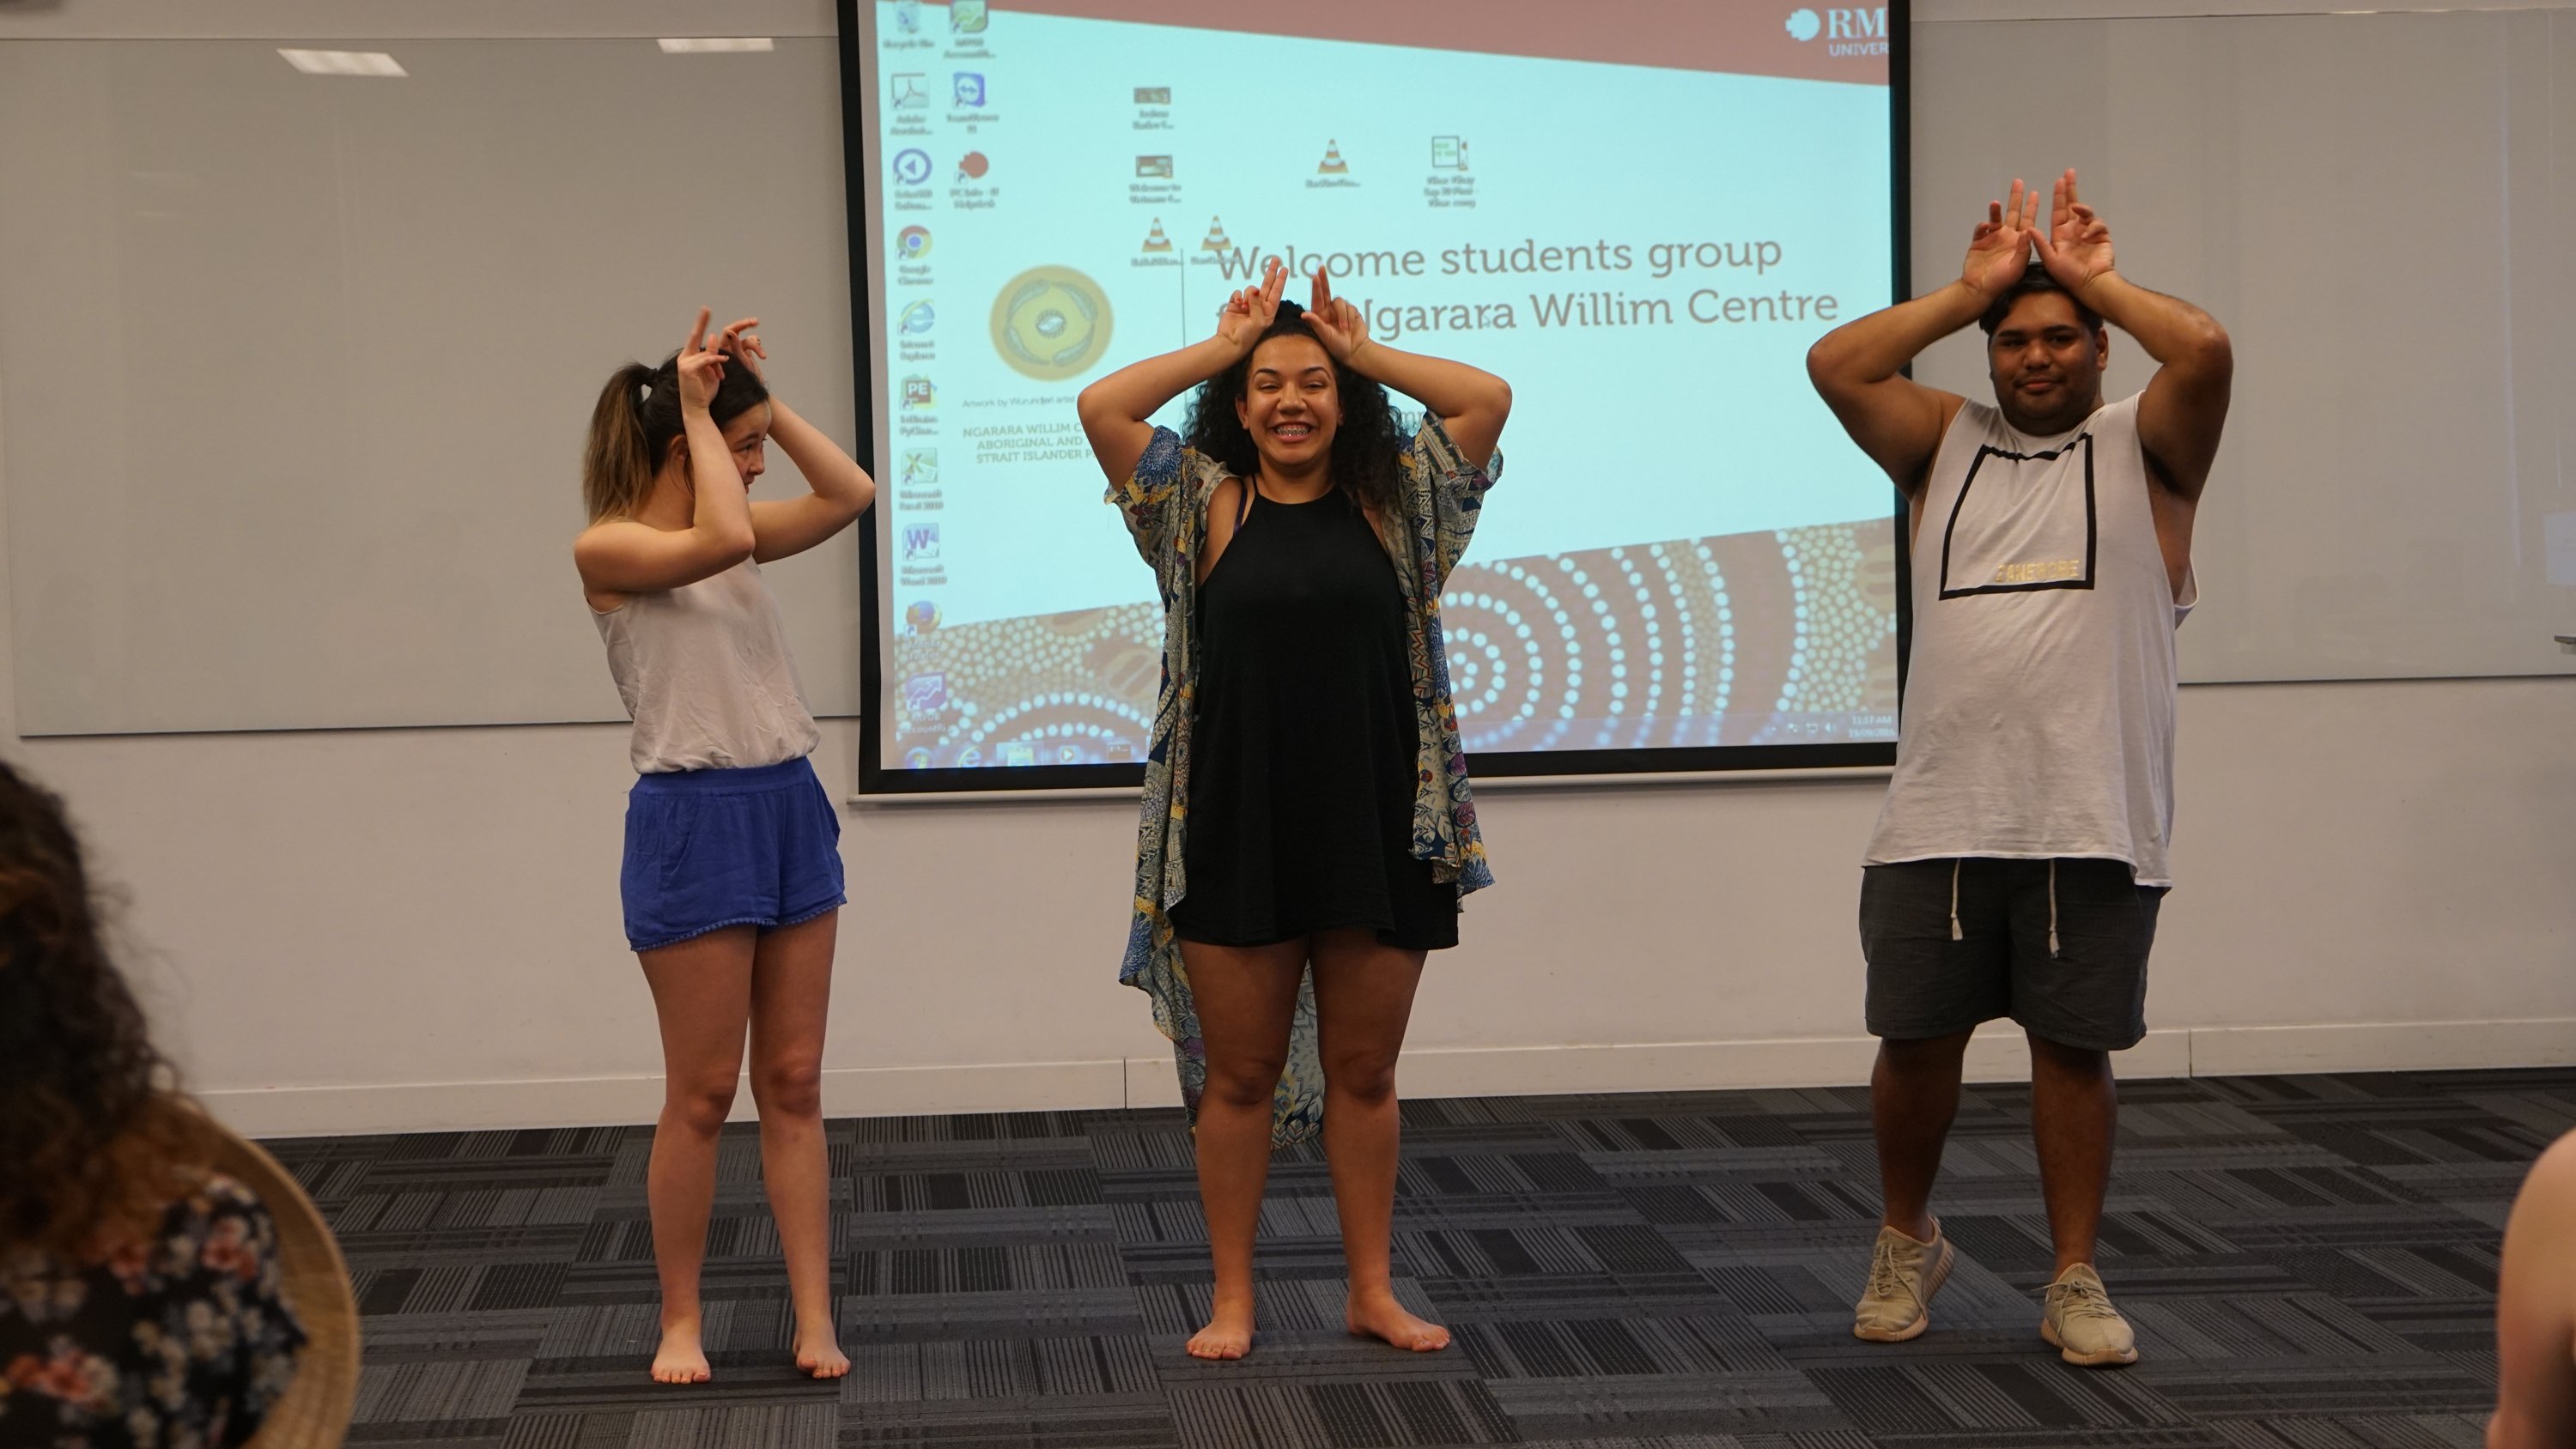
[{"x1": 859, "y1": 736, "x2": 1895, "y2": 795}]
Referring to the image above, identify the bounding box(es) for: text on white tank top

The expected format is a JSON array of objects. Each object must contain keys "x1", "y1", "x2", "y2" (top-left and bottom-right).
[
  {"x1": 1866, "y1": 392, "x2": 2199, "y2": 886},
  {"x1": 592, "y1": 558, "x2": 820, "y2": 775}
]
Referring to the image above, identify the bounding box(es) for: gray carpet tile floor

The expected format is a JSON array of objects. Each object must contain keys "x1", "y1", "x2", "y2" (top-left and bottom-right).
[{"x1": 264, "y1": 1067, "x2": 2575, "y2": 1448}]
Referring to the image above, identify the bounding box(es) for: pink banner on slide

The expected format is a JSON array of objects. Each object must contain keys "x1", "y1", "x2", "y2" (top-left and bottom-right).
[{"x1": 927, "y1": 1, "x2": 1892, "y2": 86}]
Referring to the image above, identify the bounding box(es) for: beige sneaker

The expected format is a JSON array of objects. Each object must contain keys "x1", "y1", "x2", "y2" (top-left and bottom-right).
[
  {"x1": 1852, "y1": 1221, "x2": 1953, "y2": 1343},
  {"x1": 2040, "y1": 1263, "x2": 2139, "y2": 1366}
]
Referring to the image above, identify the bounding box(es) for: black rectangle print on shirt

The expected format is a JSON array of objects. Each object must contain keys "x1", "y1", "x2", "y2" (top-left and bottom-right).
[{"x1": 1937, "y1": 434, "x2": 2099, "y2": 599}]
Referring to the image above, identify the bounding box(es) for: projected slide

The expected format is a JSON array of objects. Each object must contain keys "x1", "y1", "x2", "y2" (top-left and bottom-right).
[{"x1": 861, "y1": 1, "x2": 1901, "y2": 778}]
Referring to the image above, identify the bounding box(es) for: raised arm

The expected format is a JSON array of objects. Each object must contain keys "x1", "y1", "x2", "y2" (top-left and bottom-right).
[
  {"x1": 575, "y1": 308, "x2": 758, "y2": 597},
  {"x1": 1306, "y1": 271, "x2": 1511, "y2": 465},
  {"x1": 1807, "y1": 181, "x2": 2044, "y2": 492},
  {"x1": 1077, "y1": 261, "x2": 1287, "y2": 485},
  {"x1": 752, "y1": 397, "x2": 875, "y2": 561},
  {"x1": 702, "y1": 321, "x2": 879, "y2": 563},
  {"x1": 2033, "y1": 170, "x2": 2233, "y2": 501}
]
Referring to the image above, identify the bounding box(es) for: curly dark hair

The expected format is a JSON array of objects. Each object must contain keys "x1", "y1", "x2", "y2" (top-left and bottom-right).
[
  {"x1": 1183, "y1": 303, "x2": 1406, "y2": 520},
  {"x1": 0, "y1": 759, "x2": 217, "y2": 1258}
]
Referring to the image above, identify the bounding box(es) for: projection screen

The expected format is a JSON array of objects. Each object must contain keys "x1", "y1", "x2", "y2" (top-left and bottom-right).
[{"x1": 847, "y1": 0, "x2": 1908, "y2": 792}]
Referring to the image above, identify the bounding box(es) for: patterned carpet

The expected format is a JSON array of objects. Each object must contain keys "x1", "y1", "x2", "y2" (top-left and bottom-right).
[{"x1": 265, "y1": 1068, "x2": 2575, "y2": 1448}]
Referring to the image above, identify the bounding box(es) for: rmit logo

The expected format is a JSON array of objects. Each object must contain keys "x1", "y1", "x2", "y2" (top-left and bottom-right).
[
  {"x1": 1787, "y1": 6, "x2": 1888, "y2": 43},
  {"x1": 1828, "y1": 7, "x2": 1888, "y2": 39}
]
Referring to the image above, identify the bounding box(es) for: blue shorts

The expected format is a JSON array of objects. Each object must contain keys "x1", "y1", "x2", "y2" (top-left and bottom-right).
[{"x1": 620, "y1": 756, "x2": 845, "y2": 954}]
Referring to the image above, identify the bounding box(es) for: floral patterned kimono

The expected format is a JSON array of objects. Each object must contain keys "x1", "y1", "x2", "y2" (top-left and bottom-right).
[
  {"x1": 1108, "y1": 415, "x2": 1498, "y2": 1145},
  {"x1": 1, "y1": 1176, "x2": 307, "y2": 1449}
]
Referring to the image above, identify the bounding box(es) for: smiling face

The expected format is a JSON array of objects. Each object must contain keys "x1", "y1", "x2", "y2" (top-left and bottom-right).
[
  {"x1": 1987, "y1": 291, "x2": 2108, "y2": 434},
  {"x1": 1234, "y1": 333, "x2": 1340, "y2": 474}
]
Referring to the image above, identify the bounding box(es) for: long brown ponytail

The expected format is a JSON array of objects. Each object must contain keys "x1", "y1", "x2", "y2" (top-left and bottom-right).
[
  {"x1": 581, "y1": 352, "x2": 771, "y2": 523},
  {"x1": 582, "y1": 362, "x2": 659, "y2": 522}
]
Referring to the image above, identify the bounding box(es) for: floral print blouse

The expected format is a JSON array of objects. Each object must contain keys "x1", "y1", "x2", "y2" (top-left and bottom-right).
[
  {"x1": 2, "y1": 1174, "x2": 308, "y2": 1449},
  {"x1": 1108, "y1": 415, "x2": 1499, "y2": 1145}
]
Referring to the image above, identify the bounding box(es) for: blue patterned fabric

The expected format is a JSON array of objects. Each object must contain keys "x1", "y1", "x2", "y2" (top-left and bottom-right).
[{"x1": 1106, "y1": 416, "x2": 1498, "y2": 1144}]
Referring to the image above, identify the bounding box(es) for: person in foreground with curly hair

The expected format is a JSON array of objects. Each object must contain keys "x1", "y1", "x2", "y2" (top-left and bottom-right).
[
  {"x1": 1077, "y1": 258, "x2": 1510, "y2": 1361},
  {"x1": 0, "y1": 759, "x2": 307, "y2": 1447}
]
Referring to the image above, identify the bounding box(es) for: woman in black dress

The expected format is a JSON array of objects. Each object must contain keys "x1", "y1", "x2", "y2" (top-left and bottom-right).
[{"x1": 1078, "y1": 261, "x2": 1510, "y2": 1359}]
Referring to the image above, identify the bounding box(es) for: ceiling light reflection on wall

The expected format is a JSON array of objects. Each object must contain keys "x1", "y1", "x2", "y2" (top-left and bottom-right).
[
  {"x1": 276, "y1": 49, "x2": 408, "y2": 77},
  {"x1": 656, "y1": 38, "x2": 776, "y2": 53}
]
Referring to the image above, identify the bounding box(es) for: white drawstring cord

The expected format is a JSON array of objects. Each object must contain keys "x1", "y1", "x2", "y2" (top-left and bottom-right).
[
  {"x1": 2048, "y1": 858, "x2": 2062, "y2": 958},
  {"x1": 1949, "y1": 858, "x2": 1963, "y2": 941}
]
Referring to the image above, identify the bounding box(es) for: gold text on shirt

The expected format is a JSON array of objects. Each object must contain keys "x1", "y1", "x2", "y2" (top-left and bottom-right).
[{"x1": 1993, "y1": 559, "x2": 2082, "y2": 585}]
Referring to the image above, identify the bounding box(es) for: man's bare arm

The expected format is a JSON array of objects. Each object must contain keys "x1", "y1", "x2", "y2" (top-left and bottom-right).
[
  {"x1": 2032, "y1": 170, "x2": 2233, "y2": 500},
  {"x1": 1807, "y1": 180, "x2": 2044, "y2": 493}
]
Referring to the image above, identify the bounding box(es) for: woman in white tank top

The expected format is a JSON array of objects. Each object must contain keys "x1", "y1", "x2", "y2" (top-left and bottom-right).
[{"x1": 573, "y1": 308, "x2": 875, "y2": 1385}]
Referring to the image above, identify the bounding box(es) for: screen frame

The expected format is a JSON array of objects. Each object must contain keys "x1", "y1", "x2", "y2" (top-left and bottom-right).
[{"x1": 843, "y1": 0, "x2": 1914, "y2": 797}]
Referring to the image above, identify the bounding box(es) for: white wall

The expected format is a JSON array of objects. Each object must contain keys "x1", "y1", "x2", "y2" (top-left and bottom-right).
[
  {"x1": 3, "y1": 0, "x2": 2571, "y2": 1137},
  {"x1": 4, "y1": 640, "x2": 2565, "y2": 1137}
]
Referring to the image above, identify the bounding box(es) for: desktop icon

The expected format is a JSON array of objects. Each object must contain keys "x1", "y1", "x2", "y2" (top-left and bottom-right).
[
  {"x1": 1431, "y1": 136, "x2": 1468, "y2": 170},
  {"x1": 892, "y1": 0, "x2": 920, "y2": 34},
  {"x1": 902, "y1": 523, "x2": 941, "y2": 561},
  {"x1": 957, "y1": 150, "x2": 990, "y2": 180},
  {"x1": 953, "y1": 72, "x2": 986, "y2": 107},
  {"x1": 1200, "y1": 215, "x2": 1232, "y2": 251},
  {"x1": 990, "y1": 265, "x2": 1113, "y2": 381},
  {"x1": 892, "y1": 148, "x2": 933, "y2": 185},
  {"x1": 899, "y1": 300, "x2": 936, "y2": 336},
  {"x1": 902, "y1": 672, "x2": 948, "y2": 712},
  {"x1": 1316, "y1": 139, "x2": 1348, "y2": 174},
  {"x1": 951, "y1": 0, "x2": 987, "y2": 33},
  {"x1": 899, "y1": 448, "x2": 939, "y2": 487},
  {"x1": 1140, "y1": 219, "x2": 1173, "y2": 253},
  {"x1": 1134, "y1": 155, "x2": 1173, "y2": 179},
  {"x1": 1133, "y1": 86, "x2": 1170, "y2": 105},
  {"x1": 896, "y1": 224, "x2": 932, "y2": 259},
  {"x1": 903, "y1": 599, "x2": 942, "y2": 632},
  {"x1": 901, "y1": 374, "x2": 935, "y2": 409},
  {"x1": 891, "y1": 72, "x2": 928, "y2": 108}
]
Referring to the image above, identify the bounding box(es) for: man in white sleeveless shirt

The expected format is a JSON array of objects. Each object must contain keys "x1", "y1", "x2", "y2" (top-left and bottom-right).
[{"x1": 1806, "y1": 173, "x2": 2233, "y2": 1367}]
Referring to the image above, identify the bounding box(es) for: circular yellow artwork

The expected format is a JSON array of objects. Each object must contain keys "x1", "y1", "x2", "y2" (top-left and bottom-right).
[{"x1": 989, "y1": 266, "x2": 1113, "y2": 380}]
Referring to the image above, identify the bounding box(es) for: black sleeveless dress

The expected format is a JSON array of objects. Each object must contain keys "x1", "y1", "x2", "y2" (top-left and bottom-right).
[{"x1": 1166, "y1": 484, "x2": 1461, "y2": 950}]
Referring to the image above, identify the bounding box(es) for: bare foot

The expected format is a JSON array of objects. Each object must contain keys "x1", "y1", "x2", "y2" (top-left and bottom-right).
[
  {"x1": 1186, "y1": 1293, "x2": 1255, "y2": 1360},
  {"x1": 1347, "y1": 1289, "x2": 1449, "y2": 1352},
  {"x1": 651, "y1": 1319, "x2": 713, "y2": 1384},
  {"x1": 793, "y1": 1320, "x2": 849, "y2": 1379}
]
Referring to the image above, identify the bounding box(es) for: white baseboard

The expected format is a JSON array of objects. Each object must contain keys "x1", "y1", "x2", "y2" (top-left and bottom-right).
[
  {"x1": 1392, "y1": 1024, "x2": 2190, "y2": 1100},
  {"x1": 1125, "y1": 1054, "x2": 1186, "y2": 1110},
  {"x1": 2187, "y1": 1017, "x2": 2576, "y2": 1078},
  {"x1": 204, "y1": 1018, "x2": 2574, "y2": 1138},
  {"x1": 203, "y1": 1058, "x2": 1129, "y2": 1139}
]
